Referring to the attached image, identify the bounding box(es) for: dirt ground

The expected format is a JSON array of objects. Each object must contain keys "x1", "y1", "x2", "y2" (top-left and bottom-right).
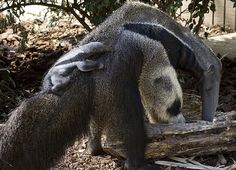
[{"x1": 0, "y1": 16, "x2": 235, "y2": 169}]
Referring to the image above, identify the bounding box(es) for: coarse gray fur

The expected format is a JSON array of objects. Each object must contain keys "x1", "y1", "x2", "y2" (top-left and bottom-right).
[
  {"x1": 2, "y1": 2, "x2": 220, "y2": 169},
  {"x1": 86, "y1": 30, "x2": 184, "y2": 160},
  {"x1": 0, "y1": 29, "x2": 182, "y2": 170},
  {"x1": 42, "y1": 37, "x2": 184, "y2": 124},
  {"x1": 80, "y1": 1, "x2": 222, "y2": 122},
  {"x1": 123, "y1": 22, "x2": 195, "y2": 69}
]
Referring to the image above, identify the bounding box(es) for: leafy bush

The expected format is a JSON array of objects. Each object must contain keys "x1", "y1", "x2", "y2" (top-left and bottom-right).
[
  {"x1": 187, "y1": 0, "x2": 216, "y2": 33},
  {"x1": 231, "y1": 0, "x2": 236, "y2": 7},
  {"x1": 0, "y1": 0, "x2": 233, "y2": 34}
]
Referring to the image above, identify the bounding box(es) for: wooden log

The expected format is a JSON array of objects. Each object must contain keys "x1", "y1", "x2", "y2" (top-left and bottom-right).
[
  {"x1": 103, "y1": 111, "x2": 236, "y2": 159},
  {"x1": 1, "y1": 111, "x2": 235, "y2": 159}
]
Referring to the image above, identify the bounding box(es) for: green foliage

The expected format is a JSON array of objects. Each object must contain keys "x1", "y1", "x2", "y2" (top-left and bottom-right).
[
  {"x1": 82, "y1": 0, "x2": 125, "y2": 26},
  {"x1": 75, "y1": 0, "x2": 125, "y2": 29},
  {"x1": 231, "y1": 0, "x2": 236, "y2": 7},
  {"x1": 153, "y1": 0, "x2": 183, "y2": 18},
  {"x1": 17, "y1": 24, "x2": 29, "y2": 52},
  {"x1": 0, "y1": 13, "x2": 16, "y2": 33},
  {"x1": 187, "y1": 0, "x2": 215, "y2": 33},
  {"x1": 82, "y1": 0, "x2": 151, "y2": 26},
  {"x1": 0, "y1": 0, "x2": 234, "y2": 34}
]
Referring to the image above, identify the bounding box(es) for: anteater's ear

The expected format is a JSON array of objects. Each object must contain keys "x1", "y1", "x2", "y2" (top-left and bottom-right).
[
  {"x1": 207, "y1": 64, "x2": 215, "y2": 75},
  {"x1": 78, "y1": 41, "x2": 112, "y2": 58},
  {"x1": 76, "y1": 60, "x2": 104, "y2": 72}
]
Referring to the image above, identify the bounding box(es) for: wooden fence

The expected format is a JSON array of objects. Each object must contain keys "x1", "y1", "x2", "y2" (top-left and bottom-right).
[{"x1": 181, "y1": 0, "x2": 236, "y2": 30}]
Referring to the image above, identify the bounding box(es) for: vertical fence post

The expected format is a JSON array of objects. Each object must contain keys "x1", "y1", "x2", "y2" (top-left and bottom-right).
[
  {"x1": 235, "y1": 7, "x2": 236, "y2": 30},
  {"x1": 212, "y1": 0, "x2": 215, "y2": 25},
  {"x1": 223, "y1": 0, "x2": 226, "y2": 30}
]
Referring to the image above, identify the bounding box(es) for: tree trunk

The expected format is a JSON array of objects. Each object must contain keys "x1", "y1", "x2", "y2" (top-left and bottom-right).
[
  {"x1": 103, "y1": 111, "x2": 236, "y2": 159},
  {"x1": 1, "y1": 111, "x2": 235, "y2": 159}
]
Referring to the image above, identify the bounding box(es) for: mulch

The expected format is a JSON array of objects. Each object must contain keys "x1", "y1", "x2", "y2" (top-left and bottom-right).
[{"x1": 0, "y1": 16, "x2": 235, "y2": 169}]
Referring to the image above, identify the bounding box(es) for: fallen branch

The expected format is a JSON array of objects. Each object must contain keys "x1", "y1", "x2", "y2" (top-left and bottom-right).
[
  {"x1": 1, "y1": 108, "x2": 235, "y2": 160},
  {"x1": 155, "y1": 157, "x2": 230, "y2": 170},
  {"x1": 103, "y1": 111, "x2": 236, "y2": 159}
]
